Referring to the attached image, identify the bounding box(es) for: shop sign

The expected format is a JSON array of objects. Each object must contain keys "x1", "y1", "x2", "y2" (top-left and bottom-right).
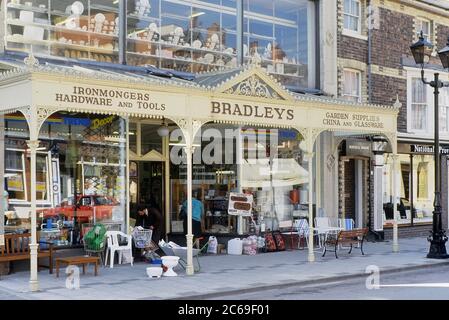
[
  {"x1": 211, "y1": 101, "x2": 294, "y2": 121},
  {"x1": 63, "y1": 117, "x2": 91, "y2": 127},
  {"x1": 228, "y1": 193, "x2": 253, "y2": 217},
  {"x1": 91, "y1": 115, "x2": 115, "y2": 130},
  {"x1": 410, "y1": 144, "x2": 449, "y2": 154},
  {"x1": 36, "y1": 83, "x2": 179, "y2": 116},
  {"x1": 54, "y1": 86, "x2": 167, "y2": 110},
  {"x1": 346, "y1": 140, "x2": 372, "y2": 157},
  {"x1": 322, "y1": 112, "x2": 385, "y2": 129},
  {"x1": 279, "y1": 129, "x2": 299, "y2": 140}
]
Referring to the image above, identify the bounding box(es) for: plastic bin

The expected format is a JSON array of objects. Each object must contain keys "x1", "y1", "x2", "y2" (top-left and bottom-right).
[{"x1": 227, "y1": 238, "x2": 243, "y2": 255}]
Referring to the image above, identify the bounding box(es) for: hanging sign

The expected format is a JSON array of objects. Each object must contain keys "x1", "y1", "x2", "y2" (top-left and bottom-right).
[
  {"x1": 346, "y1": 140, "x2": 372, "y2": 157},
  {"x1": 228, "y1": 193, "x2": 253, "y2": 217}
]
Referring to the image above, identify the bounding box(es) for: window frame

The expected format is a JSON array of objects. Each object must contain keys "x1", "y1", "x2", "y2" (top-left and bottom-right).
[
  {"x1": 406, "y1": 68, "x2": 433, "y2": 135},
  {"x1": 410, "y1": 77, "x2": 428, "y2": 132},
  {"x1": 343, "y1": 0, "x2": 362, "y2": 34},
  {"x1": 342, "y1": 68, "x2": 362, "y2": 103},
  {"x1": 416, "y1": 18, "x2": 431, "y2": 41}
]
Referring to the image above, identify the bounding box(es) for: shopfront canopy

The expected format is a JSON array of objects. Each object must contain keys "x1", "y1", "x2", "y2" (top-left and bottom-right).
[{"x1": 241, "y1": 158, "x2": 309, "y2": 188}]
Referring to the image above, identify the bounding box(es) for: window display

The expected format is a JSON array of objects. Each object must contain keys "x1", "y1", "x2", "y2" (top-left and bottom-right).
[
  {"x1": 169, "y1": 124, "x2": 308, "y2": 235},
  {"x1": 4, "y1": 0, "x2": 314, "y2": 88},
  {"x1": 382, "y1": 152, "x2": 433, "y2": 226},
  {"x1": 5, "y1": 0, "x2": 119, "y2": 63},
  {"x1": 2, "y1": 112, "x2": 127, "y2": 247}
]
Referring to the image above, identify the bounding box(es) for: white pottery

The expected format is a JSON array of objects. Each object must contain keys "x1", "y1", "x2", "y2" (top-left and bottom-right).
[
  {"x1": 146, "y1": 267, "x2": 163, "y2": 279},
  {"x1": 71, "y1": 1, "x2": 84, "y2": 15},
  {"x1": 161, "y1": 256, "x2": 179, "y2": 277}
]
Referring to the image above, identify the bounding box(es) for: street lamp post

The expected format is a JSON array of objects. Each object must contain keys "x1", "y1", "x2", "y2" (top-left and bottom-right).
[{"x1": 410, "y1": 32, "x2": 449, "y2": 259}]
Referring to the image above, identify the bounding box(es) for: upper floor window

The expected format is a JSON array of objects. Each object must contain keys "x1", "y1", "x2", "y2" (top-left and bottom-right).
[
  {"x1": 411, "y1": 78, "x2": 427, "y2": 131},
  {"x1": 342, "y1": 69, "x2": 361, "y2": 102},
  {"x1": 416, "y1": 19, "x2": 431, "y2": 41},
  {"x1": 343, "y1": 0, "x2": 361, "y2": 33},
  {"x1": 440, "y1": 87, "x2": 449, "y2": 133},
  {"x1": 3, "y1": 0, "x2": 317, "y2": 90}
]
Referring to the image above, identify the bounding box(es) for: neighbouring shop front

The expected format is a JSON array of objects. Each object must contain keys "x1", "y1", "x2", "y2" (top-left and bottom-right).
[
  {"x1": 381, "y1": 142, "x2": 449, "y2": 237},
  {"x1": 0, "y1": 57, "x2": 399, "y2": 286}
]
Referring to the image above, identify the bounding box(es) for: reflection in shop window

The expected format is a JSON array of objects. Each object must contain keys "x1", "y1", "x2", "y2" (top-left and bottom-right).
[
  {"x1": 5, "y1": 150, "x2": 27, "y2": 201},
  {"x1": 169, "y1": 125, "x2": 309, "y2": 235},
  {"x1": 417, "y1": 161, "x2": 428, "y2": 199},
  {"x1": 1, "y1": 112, "x2": 127, "y2": 247}
]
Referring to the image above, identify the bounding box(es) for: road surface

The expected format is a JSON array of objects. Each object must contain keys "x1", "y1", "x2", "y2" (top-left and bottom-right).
[{"x1": 208, "y1": 264, "x2": 449, "y2": 300}]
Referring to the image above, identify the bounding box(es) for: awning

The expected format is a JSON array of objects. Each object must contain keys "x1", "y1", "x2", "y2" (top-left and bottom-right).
[{"x1": 241, "y1": 158, "x2": 309, "y2": 188}]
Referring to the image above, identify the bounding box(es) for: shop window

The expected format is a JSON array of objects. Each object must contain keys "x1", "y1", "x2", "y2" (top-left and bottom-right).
[
  {"x1": 343, "y1": 0, "x2": 361, "y2": 34},
  {"x1": 169, "y1": 124, "x2": 308, "y2": 235},
  {"x1": 411, "y1": 77, "x2": 428, "y2": 131},
  {"x1": 15, "y1": 113, "x2": 129, "y2": 248},
  {"x1": 5, "y1": 150, "x2": 27, "y2": 201},
  {"x1": 36, "y1": 152, "x2": 50, "y2": 202},
  {"x1": 342, "y1": 69, "x2": 361, "y2": 102}
]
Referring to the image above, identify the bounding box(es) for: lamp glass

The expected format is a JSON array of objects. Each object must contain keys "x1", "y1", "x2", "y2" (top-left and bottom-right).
[
  {"x1": 157, "y1": 126, "x2": 170, "y2": 137},
  {"x1": 410, "y1": 33, "x2": 434, "y2": 65}
]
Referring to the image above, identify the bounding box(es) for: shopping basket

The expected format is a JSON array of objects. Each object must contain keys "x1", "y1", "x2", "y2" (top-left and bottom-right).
[{"x1": 132, "y1": 228, "x2": 153, "y2": 249}]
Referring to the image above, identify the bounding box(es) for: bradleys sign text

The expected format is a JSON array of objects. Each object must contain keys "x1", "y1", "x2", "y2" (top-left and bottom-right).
[{"x1": 211, "y1": 101, "x2": 294, "y2": 120}]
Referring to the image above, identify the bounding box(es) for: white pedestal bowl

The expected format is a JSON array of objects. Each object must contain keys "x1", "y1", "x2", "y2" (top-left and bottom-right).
[
  {"x1": 161, "y1": 256, "x2": 180, "y2": 277},
  {"x1": 146, "y1": 267, "x2": 163, "y2": 279}
]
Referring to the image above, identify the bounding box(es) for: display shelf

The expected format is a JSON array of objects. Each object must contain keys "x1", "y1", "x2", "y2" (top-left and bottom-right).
[
  {"x1": 127, "y1": 13, "x2": 161, "y2": 23},
  {"x1": 6, "y1": 36, "x2": 118, "y2": 55},
  {"x1": 7, "y1": 3, "x2": 48, "y2": 14},
  {"x1": 6, "y1": 35, "x2": 51, "y2": 47},
  {"x1": 128, "y1": 37, "x2": 236, "y2": 58},
  {"x1": 261, "y1": 58, "x2": 302, "y2": 67},
  {"x1": 90, "y1": 4, "x2": 119, "y2": 14},
  {"x1": 268, "y1": 71, "x2": 303, "y2": 78},
  {"x1": 49, "y1": 10, "x2": 72, "y2": 18},
  {"x1": 52, "y1": 42, "x2": 117, "y2": 55},
  {"x1": 7, "y1": 19, "x2": 118, "y2": 39}
]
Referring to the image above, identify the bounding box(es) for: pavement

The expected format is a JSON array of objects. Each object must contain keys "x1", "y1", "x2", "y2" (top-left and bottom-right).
[{"x1": 0, "y1": 237, "x2": 448, "y2": 300}]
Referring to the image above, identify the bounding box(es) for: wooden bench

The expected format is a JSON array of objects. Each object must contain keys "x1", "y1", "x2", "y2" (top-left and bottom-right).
[
  {"x1": 322, "y1": 228, "x2": 368, "y2": 259},
  {"x1": 0, "y1": 233, "x2": 54, "y2": 274}
]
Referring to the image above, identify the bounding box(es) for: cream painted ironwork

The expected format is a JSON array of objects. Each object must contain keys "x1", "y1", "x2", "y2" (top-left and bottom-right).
[{"x1": 0, "y1": 56, "x2": 399, "y2": 284}]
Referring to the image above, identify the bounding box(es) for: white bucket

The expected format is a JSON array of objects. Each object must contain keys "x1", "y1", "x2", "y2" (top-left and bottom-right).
[{"x1": 227, "y1": 238, "x2": 243, "y2": 255}]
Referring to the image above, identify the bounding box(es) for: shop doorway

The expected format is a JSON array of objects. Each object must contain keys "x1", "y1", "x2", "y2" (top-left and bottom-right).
[
  {"x1": 339, "y1": 157, "x2": 370, "y2": 228},
  {"x1": 129, "y1": 161, "x2": 163, "y2": 209}
]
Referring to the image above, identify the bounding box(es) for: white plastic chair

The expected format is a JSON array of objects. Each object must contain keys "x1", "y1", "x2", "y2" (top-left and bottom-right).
[
  {"x1": 314, "y1": 217, "x2": 341, "y2": 248},
  {"x1": 104, "y1": 231, "x2": 133, "y2": 268},
  {"x1": 338, "y1": 218, "x2": 355, "y2": 230},
  {"x1": 294, "y1": 219, "x2": 317, "y2": 249},
  {"x1": 314, "y1": 217, "x2": 330, "y2": 248}
]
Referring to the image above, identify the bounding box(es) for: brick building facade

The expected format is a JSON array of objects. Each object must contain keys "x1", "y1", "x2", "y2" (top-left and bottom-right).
[{"x1": 334, "y1": 0, "x2": 449, "y2": 239}]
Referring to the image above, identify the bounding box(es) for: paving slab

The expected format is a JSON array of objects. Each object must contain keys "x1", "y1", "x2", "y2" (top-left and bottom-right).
[{"x1": 0, "y1": 237, "x2": 448, "y2": 300}]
